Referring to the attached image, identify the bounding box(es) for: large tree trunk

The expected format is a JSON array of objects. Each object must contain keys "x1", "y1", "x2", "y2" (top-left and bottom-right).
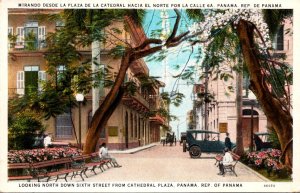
[
  {"x1": 236, "y1": 20, "x2": 293, "y2": 170},
  {"x1": 83, "y1": 51, "x2": 132, "y2": 153}
]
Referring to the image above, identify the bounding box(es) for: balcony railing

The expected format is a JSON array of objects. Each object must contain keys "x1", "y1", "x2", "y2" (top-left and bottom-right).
[
  {"x1": 133, "y1": 91, "x2": 149, "y2": 109},
  {"x1": 8, "y1": 40, "x2": 47, "y2": 51}
]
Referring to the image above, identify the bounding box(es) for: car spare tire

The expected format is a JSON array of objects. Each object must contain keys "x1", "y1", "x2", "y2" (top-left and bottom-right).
[{"x1": 189, "y1": 146, "x2": 201, "y2": 158}]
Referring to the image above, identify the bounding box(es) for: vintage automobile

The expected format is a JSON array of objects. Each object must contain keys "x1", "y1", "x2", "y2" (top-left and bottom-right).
[
  {"x1": 253, "y1": 132, "x2": 273, "y2": 151},
  {"x1": 183, "y1": 130, "x2": 235, "y2": 158}
]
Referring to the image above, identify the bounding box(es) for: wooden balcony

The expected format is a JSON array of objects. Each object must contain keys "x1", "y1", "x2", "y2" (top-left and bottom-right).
[
  {"x1": 122, "y1": 92, "x2": 149, "y2": 113},
  {"x1": 149, "y1": 115, "x2": 165, "y2": 125}
]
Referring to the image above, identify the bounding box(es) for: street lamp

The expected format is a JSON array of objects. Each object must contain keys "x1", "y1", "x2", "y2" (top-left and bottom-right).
[{"x1": 76, "y1": 93, "x2": 84, "y2": 149}]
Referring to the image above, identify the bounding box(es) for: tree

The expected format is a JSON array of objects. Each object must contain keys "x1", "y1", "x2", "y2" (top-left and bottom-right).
[
  {"x1": 84, "y1": 9, "x2": 202, "y2": 153},
  {"x1": 189, "y1": 9, "x2": 293, "y2": 170},
  {"x1": 31, "y1": 9, "x2": 194, "y2": 153},
  {"x1": 8, "y1": 109, "x2": 45, "y2": 150},
  {"x1": 236, "y1": 18, "x2": 292, "y2": 170}
]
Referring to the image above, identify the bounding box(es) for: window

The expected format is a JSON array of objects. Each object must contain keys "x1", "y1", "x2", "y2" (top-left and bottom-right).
[
  {"x1": 55, "y1": 20, "x2": 65, "y2": 29},
  {"x1": 24, "y1": 27, "x2": 38, "y2": 50},
  {"x1": 56, "y1": 65, "x2": 66, "y2": 83},
  {"x1": 273, "y1": 25, "x2": 284, "y2": 50},
  {"x1": 24, "y1": 66, "x2": 39, "y2": 94},
  {"x1": 56, "y1": 113, "x2": 73, "y2": 138},
  {"x1": 16, "y1": 66, "x2": 46, "y2": 95}
]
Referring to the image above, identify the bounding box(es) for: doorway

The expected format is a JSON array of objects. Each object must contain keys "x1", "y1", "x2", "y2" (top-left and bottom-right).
[{"x1": 242, "y1": 109, "x2": 259, "y2": 149}]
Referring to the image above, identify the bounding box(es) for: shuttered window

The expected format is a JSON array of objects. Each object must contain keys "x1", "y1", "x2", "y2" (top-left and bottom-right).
[
  {"x1": 16, "y1": 71, "x2": 24, "y2": 95},
  {"x1": 38, "y1": 26, "x2": 46, "y2": 48},
  {"x1": 16, "y1": 27, "x2": 24, "y2": 45}
]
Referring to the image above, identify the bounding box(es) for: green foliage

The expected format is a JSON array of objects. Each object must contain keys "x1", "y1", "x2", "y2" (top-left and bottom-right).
[
  {"x1": 185, "y1": 9, "x2": 205, "y2": 22},
  {"x1": 170, "y1": 92, "x2": 185, "y2": 107},
  {"x1": 268, "y1": 127, "x2": 281, "y2": 150},
  {"x1": 262, "y1": 9, "x2": 293, "y2": 39},
  {"x1": 109, "y1": 45, "x2": 125, "y2": 58},
  {"x1": 38, "y1": 9, "x2": 147, "y2": 120},
  {"x1": 8, "y1": 111, "x2": 45, "y2": 150},
  {"x1": 124, "y1": 81, "x2": 138, "y2": 96},
  {"x1": 8, "y1": 33, "x2": 17, "y2": 43}
]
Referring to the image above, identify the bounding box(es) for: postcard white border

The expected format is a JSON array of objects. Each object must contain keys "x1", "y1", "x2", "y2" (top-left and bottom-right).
[{"x1": 1, "y1": 0, "x2": 299, "y2": 192}]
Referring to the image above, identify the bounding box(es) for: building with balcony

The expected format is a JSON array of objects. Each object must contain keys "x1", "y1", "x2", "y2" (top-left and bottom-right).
[{"x1": 8, "y1": 9, "x2": 166, "y2": 150}]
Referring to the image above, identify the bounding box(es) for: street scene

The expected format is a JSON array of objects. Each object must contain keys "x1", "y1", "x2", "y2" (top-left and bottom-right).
[{"x1": 5, "y1": 5, "x2": 293, "y2": 189}]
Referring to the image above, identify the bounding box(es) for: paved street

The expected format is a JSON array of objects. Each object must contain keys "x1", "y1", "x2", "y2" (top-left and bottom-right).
[{"x1": 73, "y1": 143, "x2": 269, "y2": 182}]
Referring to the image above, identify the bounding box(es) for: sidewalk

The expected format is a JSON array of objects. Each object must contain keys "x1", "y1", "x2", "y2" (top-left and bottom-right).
[{"x1": 109, "y1": 142, "x2": 158, "y2": 154}]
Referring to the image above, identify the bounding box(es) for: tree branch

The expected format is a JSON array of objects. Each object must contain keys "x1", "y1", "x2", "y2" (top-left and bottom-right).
[
  {"x1": 134, "y1": 38, "x2": 163, "y2": 51},
  {"x1": 166, "y1": 9, "x2": 181, "y2": 44}
]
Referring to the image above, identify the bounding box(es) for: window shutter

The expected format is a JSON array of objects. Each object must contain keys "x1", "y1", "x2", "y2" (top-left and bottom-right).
[
  {"x1": 16, "y1": 27, "x2": 24, "y2": 45},
  {"x1": 17, "y1": 71, "x2": 25, "y2": 95},
  {"x1": 38, "y1": 26, "x2": 46, "y2": 48},
  {"x1": 38, "y1": 71, "x2": 46, "y2": 91}
]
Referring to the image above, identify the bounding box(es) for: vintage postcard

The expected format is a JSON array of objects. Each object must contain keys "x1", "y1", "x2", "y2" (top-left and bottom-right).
[{"x1": 0, "y1": 0, "x2": 299, "y2": 192}]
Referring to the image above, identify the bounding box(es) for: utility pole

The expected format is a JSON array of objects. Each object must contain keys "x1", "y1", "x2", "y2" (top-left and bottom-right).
[{"x1": 204, "y1": 63, "x2": 209, "y2": 131}]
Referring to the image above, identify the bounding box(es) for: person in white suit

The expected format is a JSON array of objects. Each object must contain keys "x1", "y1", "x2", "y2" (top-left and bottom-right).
[{"x1": 218, "y1": 147, "x2": 233, "y2": 175}]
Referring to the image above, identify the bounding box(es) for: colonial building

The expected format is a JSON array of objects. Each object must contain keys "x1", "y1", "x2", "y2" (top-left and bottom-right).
[{"x1": 7, "y1": 9, "x2": 167, "y2": 150}]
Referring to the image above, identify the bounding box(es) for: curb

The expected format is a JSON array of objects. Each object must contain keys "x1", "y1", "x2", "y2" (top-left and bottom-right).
[
  {"x1": 110, "y1": 143, "x2": 157, "y2": 154},
  {"x1": 239, "y1": 161, "x2": 271, "y2": 182}
]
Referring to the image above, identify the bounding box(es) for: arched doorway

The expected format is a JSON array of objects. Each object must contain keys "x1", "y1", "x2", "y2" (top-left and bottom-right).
[
  {"x1": 242, "y1": 109, "x2": 259, "y2": 149},
  {"x1": 125, "y1": 111, "x2": 129, "y2": 149}
]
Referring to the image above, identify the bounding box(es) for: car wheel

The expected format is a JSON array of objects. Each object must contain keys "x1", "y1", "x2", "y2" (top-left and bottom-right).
[
  {"x1": 189, "y1": 146, "x2": 201, "y2": 158},
  {"x1": 183, "y1": 140, "x2": 187, "y2": 152}
]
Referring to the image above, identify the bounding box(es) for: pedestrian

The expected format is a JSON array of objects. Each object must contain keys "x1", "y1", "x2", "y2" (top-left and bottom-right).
[
  {"x1": 225, "y1": 132, "x2": 232, "y2": 151},
  {"x1": 218, "y1": 147, "x2": 233, "y2": 175},
  {"x1": 99, "y1": 143, "x2": 122, "y2": 168},
  {"x1": 43, "y1": 133, "x2": 52, "y2": 148}
]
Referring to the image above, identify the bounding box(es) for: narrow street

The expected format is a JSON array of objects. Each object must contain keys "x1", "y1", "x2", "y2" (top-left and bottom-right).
[{"x1": 74, "y1": 143, "x2": 269, "y2": 182}]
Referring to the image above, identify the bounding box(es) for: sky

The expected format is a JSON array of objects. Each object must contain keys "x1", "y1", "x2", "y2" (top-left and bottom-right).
[{"x1": 143, "y1": 10, "x2": 203, "y2": 137}]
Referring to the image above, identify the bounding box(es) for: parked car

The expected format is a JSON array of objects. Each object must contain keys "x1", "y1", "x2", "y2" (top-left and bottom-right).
[
  {"x1": 253, "y1": 132, "x2": 273, "y2": 151},
  {"x1": 183, "y1": 130, "x2": 235, "y2": 158}
]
